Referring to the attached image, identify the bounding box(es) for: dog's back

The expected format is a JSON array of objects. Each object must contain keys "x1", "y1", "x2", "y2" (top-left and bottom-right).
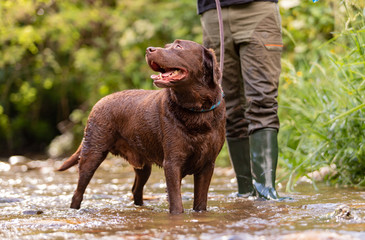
[{"x1": 59, "y1": 86, "x2": 224, "y2": 174}]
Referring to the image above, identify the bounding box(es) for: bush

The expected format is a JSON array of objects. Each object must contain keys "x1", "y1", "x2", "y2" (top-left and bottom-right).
[
  {"x1": 0, "y1": 0, "x2": 200, "y2": 155},
  {"x1": 278, "y1": 1, "x2": 365, "y2": 188}
]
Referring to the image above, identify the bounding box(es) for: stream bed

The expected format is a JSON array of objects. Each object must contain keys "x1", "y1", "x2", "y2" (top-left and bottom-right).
[{"x1": 0, "y1": 157, "x2": 364, "y2": 240}]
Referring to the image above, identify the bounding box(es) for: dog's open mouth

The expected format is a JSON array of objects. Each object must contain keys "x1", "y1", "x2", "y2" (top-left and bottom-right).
[{"x1": 149, "y1": 61, "x2": 187, "y2": 82}]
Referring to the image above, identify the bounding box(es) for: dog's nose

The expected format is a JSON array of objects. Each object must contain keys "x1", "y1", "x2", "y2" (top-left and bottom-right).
[{"x1": 147, "y1": 47, "x2": 157, "y2": 53}]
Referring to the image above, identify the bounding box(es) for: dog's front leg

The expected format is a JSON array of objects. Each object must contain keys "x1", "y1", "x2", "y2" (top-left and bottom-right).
[
  {"x1": 193, "y1": 163, "x2": 214, "y2": 212},
  {"x1": 163, "y1": 161, "x2": 183, "y2": 214}
]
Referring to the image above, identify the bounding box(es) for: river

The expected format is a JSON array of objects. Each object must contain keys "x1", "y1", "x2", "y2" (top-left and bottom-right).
[{"x1": 0, "y1": 157, "x2": 364, "y2": 239}]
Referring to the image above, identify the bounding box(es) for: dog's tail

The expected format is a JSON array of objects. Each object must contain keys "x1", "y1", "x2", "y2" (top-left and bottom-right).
[{"x1": 57, "y1": 144, "x2": 82, "y2": 171}]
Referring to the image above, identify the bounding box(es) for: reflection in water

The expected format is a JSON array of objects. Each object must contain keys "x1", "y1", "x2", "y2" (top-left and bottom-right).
[{"x1": 0, "y1": 158, "x2": 364, "y2": 239}]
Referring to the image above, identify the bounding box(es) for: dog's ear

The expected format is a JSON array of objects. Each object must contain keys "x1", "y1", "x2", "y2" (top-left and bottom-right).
[{"x1": 202, "y1": 47, "x2": 221, "y2": 86}]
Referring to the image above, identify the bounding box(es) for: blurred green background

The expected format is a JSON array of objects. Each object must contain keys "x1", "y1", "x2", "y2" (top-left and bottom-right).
[{"x1": 0, "y1": 0, "x2": 364, "y2": 188}]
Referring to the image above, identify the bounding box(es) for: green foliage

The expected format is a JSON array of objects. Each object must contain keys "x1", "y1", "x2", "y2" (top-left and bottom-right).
[
  {"x1": 0, "y1": 0, "x2": 200, "y2": 155},
  {"x1": 280, "y1": 0, "x2": 335, "y2": 66},
  {"x1": 278, "y1": 1, "x2": 365, "y2": 188}
]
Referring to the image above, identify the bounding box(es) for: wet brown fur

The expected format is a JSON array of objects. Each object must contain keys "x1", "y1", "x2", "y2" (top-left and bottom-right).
[{"x1": 58, "y1": 40, "x2": 226, "y2": 214}]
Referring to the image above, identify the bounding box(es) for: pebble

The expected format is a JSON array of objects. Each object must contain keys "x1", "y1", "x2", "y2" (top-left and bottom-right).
[
  {"x1": 9, "y1": 155, "x2": 29, "y2": 165},
  {"x1": 22, "y1": 210, "x2": 44, "y2": 215}
]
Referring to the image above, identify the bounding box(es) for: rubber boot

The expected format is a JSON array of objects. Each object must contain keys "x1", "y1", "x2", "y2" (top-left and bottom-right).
[
  {"x1": 249, "y1": 128, "x2": 281, "y2": 200},
  {"x1": 227, "y1": 137, "x2": 255, "y2": 197}
]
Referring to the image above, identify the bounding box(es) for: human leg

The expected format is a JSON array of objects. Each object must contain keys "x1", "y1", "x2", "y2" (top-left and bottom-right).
[
  {"x1": 236, "y1": 2, "x2": 284, "y2": 200},
  {"x1": 201, "y1": 9, "x2": 253, "y2": 196},
  {"x1": 226, "y1": 137, "x2": 254, "y2": 197},
  {"x1": 249, "y1": 128, "x2": 279, "y2": 199}
]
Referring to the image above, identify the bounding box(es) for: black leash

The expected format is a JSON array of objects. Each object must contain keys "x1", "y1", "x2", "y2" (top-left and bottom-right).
[{"x1": 215, "y1": 0, "x2": 224, "y2": 86}]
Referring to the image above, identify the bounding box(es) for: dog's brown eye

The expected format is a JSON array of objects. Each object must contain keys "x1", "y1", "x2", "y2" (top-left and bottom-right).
[{"x1": 175, "y1": 44, "x2": 183, "y2": 49}]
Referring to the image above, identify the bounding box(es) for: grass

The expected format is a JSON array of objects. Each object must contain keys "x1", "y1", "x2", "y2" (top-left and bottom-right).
[{"x1": 278, "y1": 1, "x2": 365, "y2": 190}]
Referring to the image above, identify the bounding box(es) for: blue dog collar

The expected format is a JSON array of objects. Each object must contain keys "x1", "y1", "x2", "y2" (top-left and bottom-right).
[{"x1": 189, "y1": 91, "x2": 224, "y2": 113}]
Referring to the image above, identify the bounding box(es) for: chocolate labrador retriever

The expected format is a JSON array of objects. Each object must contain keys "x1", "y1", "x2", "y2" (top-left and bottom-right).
[{"x1": 58, "y1": 39, "x2": 226, "y2": 214}]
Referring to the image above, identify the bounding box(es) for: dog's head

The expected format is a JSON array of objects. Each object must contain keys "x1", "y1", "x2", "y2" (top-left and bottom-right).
[{"x1": 145, "y1": 39, "x2": 221, "y2": 88}]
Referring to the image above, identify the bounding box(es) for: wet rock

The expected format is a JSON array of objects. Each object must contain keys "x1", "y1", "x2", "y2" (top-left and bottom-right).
[
  {"x1": 90, "y1": 194, "x2": 115, "y2": 200},
  {"x1": 23, "y1": 210, "x2": 44, "y2": 215},
  {"x1": 333, "y1": 204, "x2": 353, "y2": 220},
  {"x1": 282, "y1": 231, "x2": 359, "y2": 240},
  {"x1": 322, "y1": 204, "x2": 362, "y2": 222},
  {"x1": 10, "y1": 164, "x2": 29, "y2": 173},
  {"x1": 0, "y1": 161, "x2": 11, "y2": 172},
  {"x1": 223, "y1": 234, "x2": 256, "y2": 240},
  {"x1": 297, "y1": 164, "x2": 337, "y2": 184},
  {"x1": 0, "y1": 198, "x2": 22, "y2": 203},
  {"x1": 9, "y1": 155, "x2": 29, "y2": 165},
  {"x1": 47, "y1": 131, "x2": 74, "y2": 158}
]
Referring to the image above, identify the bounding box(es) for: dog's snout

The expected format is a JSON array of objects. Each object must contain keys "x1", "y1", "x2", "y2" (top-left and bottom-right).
[{"x1": 147, "y1": 47, "x2": 157, "y2": 53}]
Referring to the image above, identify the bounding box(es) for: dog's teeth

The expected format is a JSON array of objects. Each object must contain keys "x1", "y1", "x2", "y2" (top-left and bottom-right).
[{"x1": 159, "y1": 73, "x2": 162, "y2": 79}]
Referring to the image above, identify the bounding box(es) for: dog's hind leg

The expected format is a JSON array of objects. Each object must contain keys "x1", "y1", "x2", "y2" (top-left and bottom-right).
[
  {"x1": 70, "y1": 150, "x2": 108, "y2": 209},
  {"x1": 132, "y1": 164, "x2": 152, "y2": 206}
]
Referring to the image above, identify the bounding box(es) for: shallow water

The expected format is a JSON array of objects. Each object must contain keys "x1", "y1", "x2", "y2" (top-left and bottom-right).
[{"x1": 0, "y1": 157, "x2": 364, "y2": 240}]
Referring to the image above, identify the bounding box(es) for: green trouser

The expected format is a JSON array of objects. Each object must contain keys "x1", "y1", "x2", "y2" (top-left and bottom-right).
[{"x1": 201, "y1": 2, "x2": 283, "y2": 199}]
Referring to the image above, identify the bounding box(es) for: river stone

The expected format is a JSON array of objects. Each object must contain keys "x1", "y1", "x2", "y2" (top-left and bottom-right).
[
  {"x1": 23, "y1": 210, "x2": 44, "y2": 215},
  {"x1": 282, "y1": 231, "x2": 359, "y2": 240},
  {"x1": 0, "y1": 198, "x2": 22, "y2": 203},
  {"x1": 9, "y1": 155, "x2": 29, "y2": 165}
]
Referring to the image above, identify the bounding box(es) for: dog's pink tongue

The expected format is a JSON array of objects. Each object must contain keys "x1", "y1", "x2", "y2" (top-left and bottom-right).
[
  {"x1": 151, "y1": 70, "x2": 177, "y2": 81},
  {"x1": 151, "y1": 74, "x2": 160, "y2": 80}
]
